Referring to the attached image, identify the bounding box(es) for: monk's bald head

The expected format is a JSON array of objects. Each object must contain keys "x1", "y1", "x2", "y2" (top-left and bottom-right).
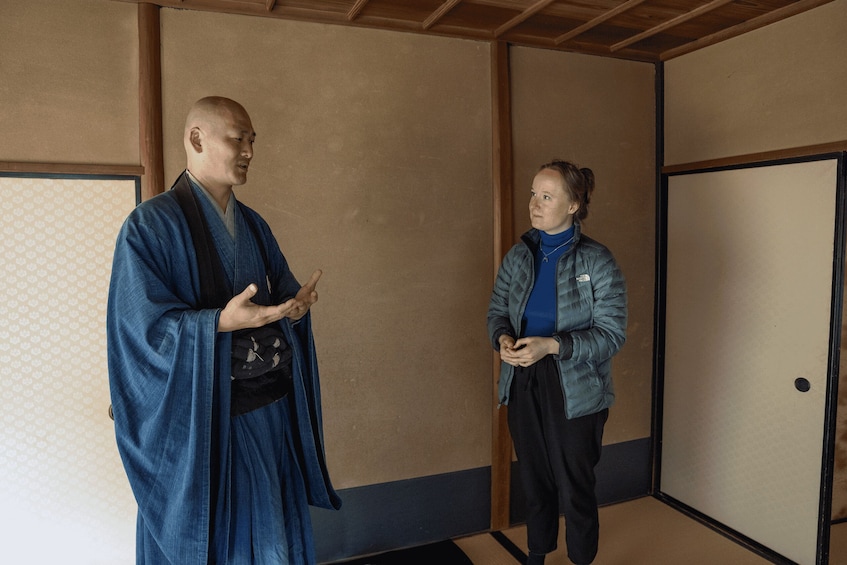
[
  {"x1": 184, "y1": 97, "x2": 251, "y2": 143},
  {"x1": 183, "y1": 96, "x2": 256, "y2": 195}
]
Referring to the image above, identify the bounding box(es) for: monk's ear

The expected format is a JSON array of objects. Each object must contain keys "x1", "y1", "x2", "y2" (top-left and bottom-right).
[{"x1": 188, "y1": 127, "x2": 203, "y2": 153}]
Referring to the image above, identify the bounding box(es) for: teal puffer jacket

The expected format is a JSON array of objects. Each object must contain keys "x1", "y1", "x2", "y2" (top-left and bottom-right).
[{"x1": 487, "y1": 222, "x2": 627, "y2": 419}]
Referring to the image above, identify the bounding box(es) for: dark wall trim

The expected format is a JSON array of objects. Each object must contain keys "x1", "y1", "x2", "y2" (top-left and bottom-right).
[
  {"x1": 311, "y1": 467, "x2": 490, "y2": 563},
  {"x1": 312, "y1": 437, "x2": 651, "y2": 563},
  {"x1": 662, "y1": 140, "x2": 847, "y2": 175}
]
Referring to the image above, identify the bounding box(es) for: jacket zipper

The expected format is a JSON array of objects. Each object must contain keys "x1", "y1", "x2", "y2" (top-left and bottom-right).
[{"x1": 498, "y1": 246, "x2": 536, "y2": 408}]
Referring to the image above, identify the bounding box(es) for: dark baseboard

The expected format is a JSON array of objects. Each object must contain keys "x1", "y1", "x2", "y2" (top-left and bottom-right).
[{"x1": 312, "y1": 437, "x2": 651, "y2": 563}]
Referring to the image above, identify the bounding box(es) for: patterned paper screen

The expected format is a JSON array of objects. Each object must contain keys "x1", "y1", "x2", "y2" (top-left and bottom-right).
[{"x1": 0, "y1": 175, "x2": 138, "y2": 564}]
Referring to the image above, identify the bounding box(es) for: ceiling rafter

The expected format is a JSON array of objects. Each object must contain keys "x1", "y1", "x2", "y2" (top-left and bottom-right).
[
  {"x1": 660, "y1": 0, "x2": 833, "y2": 60},
  {"x1": 423, "y1": 0, "x2": 463, "y2": 30},
  {"x1": 495, "y1": 0, "x2": 557, "y2": 38},
  {"x1": 610, "y1": 0, "x2": 734, "y2": 52},
  {"x1": 347, "y1": 0, "x2": 369, "y2": 21},
  {"x1": 554, "y1": 0, "x2": 648, "y2": 46},
  {"x1": 107, "y1": 0, "x2": 836, "y2": 63}
]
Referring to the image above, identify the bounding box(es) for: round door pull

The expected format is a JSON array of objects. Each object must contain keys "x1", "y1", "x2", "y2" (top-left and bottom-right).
[{"x1": 794, "y1": 378, "x2": 811, "y2": 392}]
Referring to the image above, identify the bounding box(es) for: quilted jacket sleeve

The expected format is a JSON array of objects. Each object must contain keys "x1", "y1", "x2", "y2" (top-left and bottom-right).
[{"x1": 556, "y1": 242, "x2": 627, "y2": 363}]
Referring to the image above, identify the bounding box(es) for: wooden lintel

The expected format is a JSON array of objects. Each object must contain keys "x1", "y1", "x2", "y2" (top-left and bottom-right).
[
  {"x1": 0, "y1": 162, "x2": 144, "y2": 176},
  {"x1": 662, "y1": 141, "x2": 847, "y2": 175}
]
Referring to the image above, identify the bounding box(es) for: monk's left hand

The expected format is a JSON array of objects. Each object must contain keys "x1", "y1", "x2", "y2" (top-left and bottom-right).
[{"x1": 286, "y1": 270, "x2": 322, "y2": 321}]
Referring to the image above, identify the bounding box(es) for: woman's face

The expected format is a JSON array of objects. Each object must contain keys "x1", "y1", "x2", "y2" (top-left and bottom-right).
[{"x1": 529, "y1": 168, "x2": 579, "y2": 235}]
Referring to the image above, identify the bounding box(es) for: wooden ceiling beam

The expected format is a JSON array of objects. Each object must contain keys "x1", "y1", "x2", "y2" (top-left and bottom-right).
[
  {"x1": 106, "y1": 0, "x2": 833, "y2": 64},
  {"x1": 610, "y1": 0, "x2": 734, "y2": 52},
  {"x1": 494, "y1": 0, "x2": 556, "y2": 38},
  {"x1": 554, "y1": 0, "x2": 648, "y2": 45},
  {"x1": 660, "y1": 0, "x2": 834, "y2": 60},
  {"x1": 423, "y1": 0, "x2": 463, "y2": 30}
]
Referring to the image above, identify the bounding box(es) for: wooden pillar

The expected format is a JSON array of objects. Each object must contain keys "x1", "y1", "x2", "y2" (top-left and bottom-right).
[
  {"x1": 490, "y1": 40, "x2": 514, "y2": 531},
  {"x1": 138, "y1": 2, "x2": 164, "y2": 200}
]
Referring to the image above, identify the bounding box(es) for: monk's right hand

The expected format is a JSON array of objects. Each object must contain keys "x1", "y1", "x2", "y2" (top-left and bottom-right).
[{"x1": 217, "y1": 283, "x2": 301, "y2": 333}]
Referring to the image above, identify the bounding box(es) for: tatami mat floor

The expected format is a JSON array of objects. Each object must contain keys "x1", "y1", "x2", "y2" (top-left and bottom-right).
[{"x1": 454, "y1": 496, "x2": 847, "y2": 564}]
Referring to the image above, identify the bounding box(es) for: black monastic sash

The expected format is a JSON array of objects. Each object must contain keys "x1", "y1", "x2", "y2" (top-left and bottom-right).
[
  {"x1": 171, "y1": 173, "x2": 291, "y2": 418},
  {"x1": 170, "y1": 173, "x2": 296, "y2": 563}
]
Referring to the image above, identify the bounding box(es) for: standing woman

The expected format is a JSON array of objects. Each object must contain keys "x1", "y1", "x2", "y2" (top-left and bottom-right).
[{"x1": 487, "y1": 160, "x2": 627, "y2": 565}]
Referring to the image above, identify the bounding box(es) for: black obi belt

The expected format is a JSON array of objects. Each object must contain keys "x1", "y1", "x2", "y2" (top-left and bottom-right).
[{"x1": 230, "y1": 324, "x2": 293, "y2": 416}]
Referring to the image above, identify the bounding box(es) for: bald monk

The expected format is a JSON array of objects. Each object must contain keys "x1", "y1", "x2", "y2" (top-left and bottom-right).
[{"x1": 107, "y1": 96, "x2": 340, "y2": 564}]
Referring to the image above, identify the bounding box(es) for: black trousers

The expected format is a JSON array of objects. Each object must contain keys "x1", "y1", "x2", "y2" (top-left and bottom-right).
[{"x1": 507, "y1": 356, "x2": 608, "y2": 565}]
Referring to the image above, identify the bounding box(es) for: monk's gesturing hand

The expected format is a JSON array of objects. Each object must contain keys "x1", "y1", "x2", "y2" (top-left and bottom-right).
[
  {"x1": 217, "y1": 270, "x2": 323, "y2": 332},
  {"x1": 287, "y1": 269, "x2": 322, "y2": 321},
  {"x1": 218, "y1": 283, "x2": 301, "y2": 333}
]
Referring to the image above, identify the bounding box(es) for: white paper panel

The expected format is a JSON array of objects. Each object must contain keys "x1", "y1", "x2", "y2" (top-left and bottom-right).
[
  {"x1": 662, "y1": 159, "x2": 838, "y2": 565},
  {"x1": 0, "y1": 176, "x2": 137, "y2": 564}
]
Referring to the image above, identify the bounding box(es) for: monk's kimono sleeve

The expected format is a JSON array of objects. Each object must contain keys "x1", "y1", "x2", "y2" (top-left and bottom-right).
[
  {"x1": 108, "y1": 193, "x2": 230, "y2": 561},
  {"x1": 108, "y1": 191, "x2": 340, "y2": 563}
]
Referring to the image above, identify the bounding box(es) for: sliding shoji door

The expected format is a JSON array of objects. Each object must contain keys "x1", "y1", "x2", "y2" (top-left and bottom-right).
[
  {"x1": 0, "y1": 174, "x2": 138, "y2": 564},
  {"x1": 659, "y1": 156, "x2": 845, "y2": 565}
]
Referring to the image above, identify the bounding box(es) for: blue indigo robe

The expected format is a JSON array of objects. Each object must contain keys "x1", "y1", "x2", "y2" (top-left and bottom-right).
[{"x1": 107, "y1": 173, "x2": 340, "y2": 564}]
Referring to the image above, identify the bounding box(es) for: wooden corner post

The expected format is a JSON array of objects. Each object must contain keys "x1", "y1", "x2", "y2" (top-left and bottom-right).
[
  {"x1": 138, "y1": 2, "x2": 165, "y2": 200},
  {"x1": 490, "y1": 40, "x2": 514, "y2": 532}
]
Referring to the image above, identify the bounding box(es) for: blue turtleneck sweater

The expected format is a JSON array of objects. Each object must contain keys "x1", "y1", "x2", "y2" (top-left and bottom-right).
[{"x1": 521, "y1": 225, "x2": 575, "y2": 337}]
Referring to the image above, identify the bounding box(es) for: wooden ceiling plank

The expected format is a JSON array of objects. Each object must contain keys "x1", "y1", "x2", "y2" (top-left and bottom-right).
[
  {"x1": 610, "y1": 0, "x2": 734, "y2": 52},
  {"x1": 423, "y1": 0, "x2": 463, "y2": 30},
  {"x1": 347, "y1": 0, "x2": 369, "y2": 21},
  {"x1": 553, "y1": 0, "x2": 645, "y2": 45},
  {"x1": 553, "y1": 0, "x2": 648, "y2": 45},
  {"x1": 107, "y1": 0, "x2": 832, "y2": 64},
  {"x1": 494, "y1": 0, "x2": 557, "y2": 38},
  {"x1": 660, "y1": 0, "x2": 834, "y2": 60}
]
